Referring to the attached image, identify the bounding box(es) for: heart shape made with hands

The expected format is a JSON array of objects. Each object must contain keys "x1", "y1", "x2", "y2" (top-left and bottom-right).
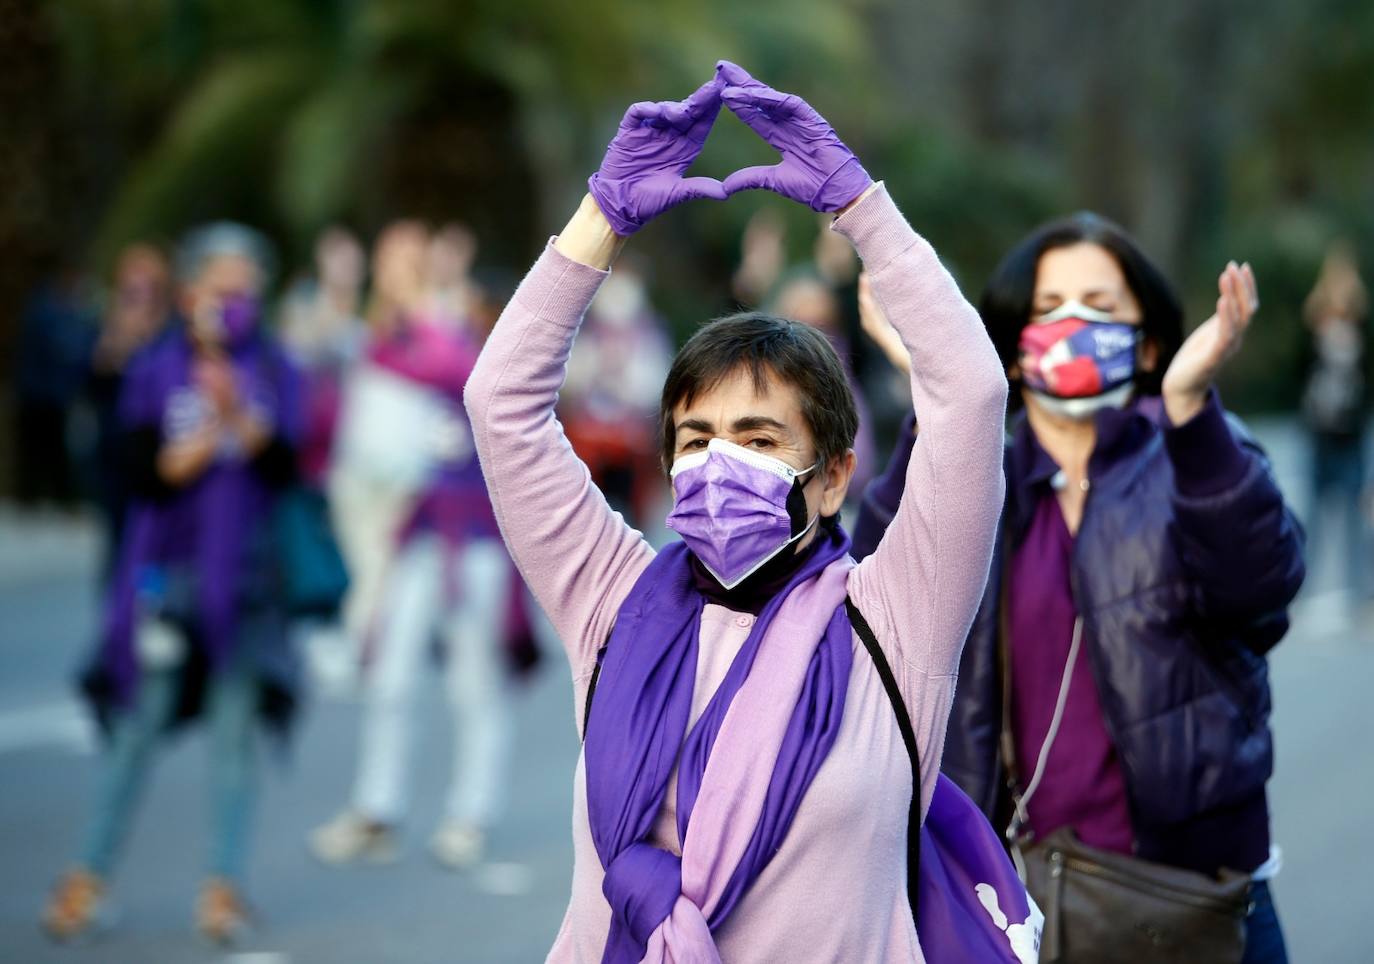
[{"x1": 587, "y1": 60, "x2": 872, "y2": 237}]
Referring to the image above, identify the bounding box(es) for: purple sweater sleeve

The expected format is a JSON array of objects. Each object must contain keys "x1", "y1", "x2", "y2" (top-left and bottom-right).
[
  {"x1": 464, "y1": 242, "x2": 656, "y2": 680},
  {"x1": 841, "y1": 186, "x2": 1009, "y2": 682},
  {"x1": 1165, "y1": 390, "x2": 1306, "y2": 623},
  {"x1": 1163, "y1": 388, "x2": 1249, "y2": 496}
]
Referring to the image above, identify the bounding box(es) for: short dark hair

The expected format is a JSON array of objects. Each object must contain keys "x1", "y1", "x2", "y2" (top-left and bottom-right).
[
  {"x1": 658, "y1": 312, "x2": 859, "y2": 473},
  {"x1": 979, "y1": 211, "x2": 1184, "y2": 408}
]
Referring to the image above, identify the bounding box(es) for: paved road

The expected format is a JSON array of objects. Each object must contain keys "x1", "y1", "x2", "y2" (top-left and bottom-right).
[{"x1": 0, "y1": 418, "x2": 1370, "y2": 963}]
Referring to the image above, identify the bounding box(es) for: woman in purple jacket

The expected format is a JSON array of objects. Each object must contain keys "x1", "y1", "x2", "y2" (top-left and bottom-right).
[{"x1": 855, "y1": 213, "x2": 1305, "y2": 963}]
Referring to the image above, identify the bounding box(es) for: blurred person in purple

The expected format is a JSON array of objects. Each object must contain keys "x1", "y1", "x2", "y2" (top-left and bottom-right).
[
  {"x1": 855, "y1": 214, "x2": 1305, "y2": 962},
  {"x1": 86, "y1": 244, "x2": 175, "y2": 578},
  {"x1": 43, "y1": 223, "x2": 302, "y2": 945},
  {"x1": 311, "y1": 221, "x2": 532, "y2": 871},
  {"x1": 561, "y1": 257, "x2": 674, "y2": 529},
  {"x1": 1300, "y1": 242, "x2": 1372, "y2": 604}
]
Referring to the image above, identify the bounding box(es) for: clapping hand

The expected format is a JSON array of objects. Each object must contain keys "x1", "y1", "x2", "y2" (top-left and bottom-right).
[{"x1": 1162, "y1": 261, "x2": 1259, "y2": 425}]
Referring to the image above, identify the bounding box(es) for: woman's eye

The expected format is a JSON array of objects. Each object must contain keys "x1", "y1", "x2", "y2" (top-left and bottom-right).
[
  {"x1": 748, "y1": 438, "x2": 774, "y2": 449},
  {"x1": 686, "y1": 439, "x2": 708, "y2": 449}
]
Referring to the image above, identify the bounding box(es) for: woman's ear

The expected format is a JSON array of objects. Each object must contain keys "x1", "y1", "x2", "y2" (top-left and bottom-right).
[
  {"x1": 1138, "y1": 335, "x2": 1160, "y2": 374},
  {"x1": 820, "y1": 449, "x2": 858, "y2": 517}
]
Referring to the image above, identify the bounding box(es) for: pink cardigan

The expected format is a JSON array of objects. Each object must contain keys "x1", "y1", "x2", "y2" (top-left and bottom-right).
[{"x1": 465, "y1": 185, "x2": 1007, "y2": 962}]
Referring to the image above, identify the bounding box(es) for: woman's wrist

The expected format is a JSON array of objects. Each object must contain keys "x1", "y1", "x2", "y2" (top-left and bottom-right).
[
  {"x1": 554, "y1": 194, "x2": 627, "y2": 270},
  {"x1": 1162, "y1": 385, "x2": 1209, "y2": 428},
  {"x1": 835, "y1": 181, "x2": 881, "y2": 218}
]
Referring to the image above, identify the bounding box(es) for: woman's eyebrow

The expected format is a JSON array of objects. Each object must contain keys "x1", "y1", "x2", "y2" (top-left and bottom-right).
[
  {"x1": 675, "y1": 418, "x2": 714, "y2": 436},
  {"x1": 730, "y1": 415, "x2": 789, "y2": 434}
]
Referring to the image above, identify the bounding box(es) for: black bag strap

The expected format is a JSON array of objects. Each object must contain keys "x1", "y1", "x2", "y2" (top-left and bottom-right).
[
  {"x1": 582, "y1": 644, "x2": 607, "y2": 736},
  {"x1": 581, "y1": 597, "x2": 922, "y2": 924},
  {"x1": 845, "y1": 597, "x2": 922, "y2": 925}
]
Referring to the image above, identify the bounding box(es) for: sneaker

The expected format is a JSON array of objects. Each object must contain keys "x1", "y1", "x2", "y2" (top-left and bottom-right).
[
  {"x1": 429, "y1": 821, "x2": 485, "y2": 870},
  {"x1": 309, "y1": 811, "x2": 399, "y2": 865},
  {"x1": 41, "y1": 869, "x2": 108, "y2": 942},
  {"x1": 196, "y1": 878, "x2": 249, "y2": 945}
]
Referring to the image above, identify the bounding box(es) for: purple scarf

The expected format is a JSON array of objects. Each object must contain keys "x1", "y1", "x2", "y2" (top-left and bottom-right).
[{"x1": 583, "y1": 525, "x2": 854, "y2": 963}]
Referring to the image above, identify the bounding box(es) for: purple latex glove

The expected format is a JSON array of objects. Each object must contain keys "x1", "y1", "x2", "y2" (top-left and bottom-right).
[
  {"x1": 588, "y1": 78, "x2": 728, "y2": 237},
  {"x1": 716, "y1": 61, "x2": 872, "y2": 213}
]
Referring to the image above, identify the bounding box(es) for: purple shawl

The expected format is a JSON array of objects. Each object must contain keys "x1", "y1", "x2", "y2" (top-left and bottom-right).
[{"x1": 583, "y1": 526, "x2": 854, "y2": 962}]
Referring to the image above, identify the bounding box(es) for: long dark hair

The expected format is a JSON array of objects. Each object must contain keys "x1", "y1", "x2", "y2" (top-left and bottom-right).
[{"x1": 979, "y1": 212, "x2": 1184, "y2": 408}]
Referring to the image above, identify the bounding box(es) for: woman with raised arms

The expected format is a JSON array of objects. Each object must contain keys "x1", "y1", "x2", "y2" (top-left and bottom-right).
[{"x1": 466, "y1": 61, "x2": 1025, "y2": 962}]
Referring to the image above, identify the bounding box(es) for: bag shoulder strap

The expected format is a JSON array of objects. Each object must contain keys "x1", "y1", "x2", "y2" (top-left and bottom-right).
[
  {"x1": 581, "y1": 599, "x2": 922, "y2": 923},
  {"x1": 582, "y1": 644, "x2": 607, "y2": 736},
  {"x1": 844, "y1": 597, "x2": 922, "y2": 925}
]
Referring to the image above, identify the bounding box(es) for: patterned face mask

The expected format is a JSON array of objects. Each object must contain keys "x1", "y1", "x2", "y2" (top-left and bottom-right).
[
  {"x1": 665, "y1": 437, "x2": 818, "y2": 590},
  {"x1": 1018, "y1": 300, "x2": 1140, "y2": 420}
]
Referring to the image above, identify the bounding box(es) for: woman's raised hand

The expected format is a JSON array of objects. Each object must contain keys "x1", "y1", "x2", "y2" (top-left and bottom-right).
[
  {"x1": 588, "y1": 77, "x2": 729, "y2": 237},
  {"x1": 1162, "y1": 261, "x2": 1260, "y2": 425},
  {"x1": 716, "y1": 61, "x2": 873, "y2": 213}
]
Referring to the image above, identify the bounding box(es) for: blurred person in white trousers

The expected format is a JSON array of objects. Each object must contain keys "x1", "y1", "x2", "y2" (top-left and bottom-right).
[{"x1": 311, "y1": 222, "x2": 532, "y2": 868}]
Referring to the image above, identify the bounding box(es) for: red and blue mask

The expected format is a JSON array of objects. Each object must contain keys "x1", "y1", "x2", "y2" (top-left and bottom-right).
[{"x1": 1017, "y1": 301, "x2": 1140, "y2": 419}]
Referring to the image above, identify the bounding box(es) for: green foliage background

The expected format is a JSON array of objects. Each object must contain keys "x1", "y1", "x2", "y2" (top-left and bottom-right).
[{"x1": 5, "y1": 0, "x2": 1374, "y2": 412}]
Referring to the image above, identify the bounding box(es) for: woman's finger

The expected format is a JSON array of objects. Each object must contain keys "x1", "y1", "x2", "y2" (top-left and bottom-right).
[
  {"x1": 660, "y1": 101, "x2": 693, "y2": 129},
  {"x1": 721, "y1": 91, "x2": 783, "y2": 145},
  {"x1": 722, "y1": 164, "x2": 782, "y2": 196},
  {"x1": 681, "y1": 76, "x2": 724, "y2": 117},
  {"x1": 618, "y1": 101, "x2": 662, "y2": 132},
  {"x1": 669, "y1": 176, "x2": 729, "y2": 205},
  {"x1": 715, "y1": 60, "x2": 766, "y2": 92},
  {"x1": 722, "y1": 85, "x2": 796, "y2": 117},
  {"x1": 1242, "y1": 262, "x2": 1260, "y2": 311}
]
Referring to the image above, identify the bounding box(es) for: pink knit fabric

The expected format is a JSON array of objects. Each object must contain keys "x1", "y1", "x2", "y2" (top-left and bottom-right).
[{"x1": 465, "y1": 184, "x2": 1008, "y2": 962}]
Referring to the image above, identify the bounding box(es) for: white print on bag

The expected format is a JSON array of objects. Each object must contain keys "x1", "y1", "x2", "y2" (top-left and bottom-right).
[{"x1": 975, "y1": 882, "x2": 1044, "y2": 964}]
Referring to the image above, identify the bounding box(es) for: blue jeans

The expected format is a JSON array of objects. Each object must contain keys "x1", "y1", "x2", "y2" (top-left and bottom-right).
[
  {"x1": 1241, "y1": 881, "x2": 1288, "y2": 964},
  {"x1": 80, "y1": 658, "x2": 258, "y2": 882}
]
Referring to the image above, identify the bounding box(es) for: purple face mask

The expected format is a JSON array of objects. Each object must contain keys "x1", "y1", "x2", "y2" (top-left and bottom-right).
[
  {"x1": 665, "y1": 438, "x2": 818, "y2": 589},
  {"x1": 218, "y1": 293, "x2": 261, "y2": 345}
]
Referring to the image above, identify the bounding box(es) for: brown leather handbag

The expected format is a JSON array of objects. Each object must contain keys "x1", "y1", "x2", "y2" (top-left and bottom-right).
[
  {"x1": 1019, "y1": 827, "x2": 1252, "y2": 963},
  {"x1": 1003, "y1": 618, "x2": 1253, "y2": 963}
]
